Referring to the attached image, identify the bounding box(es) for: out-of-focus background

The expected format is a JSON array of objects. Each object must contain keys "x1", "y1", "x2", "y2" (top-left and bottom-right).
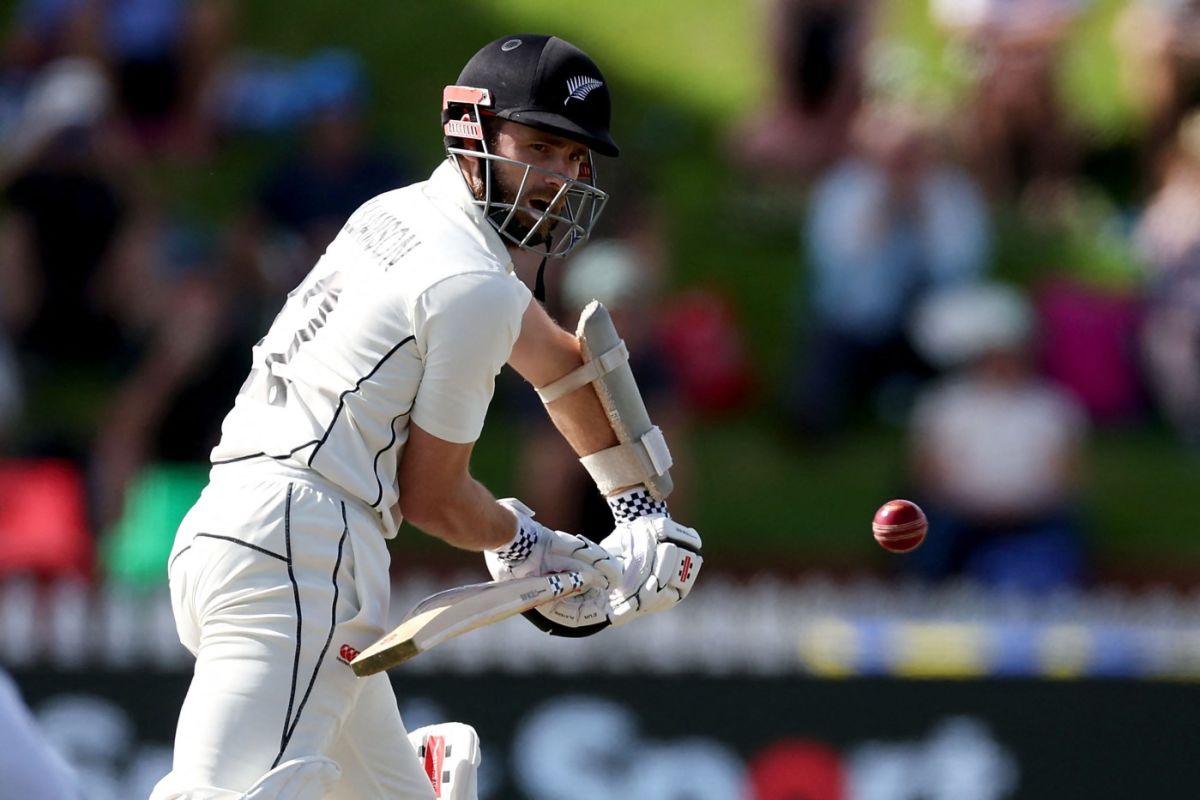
[{"x1": 1, "y1": 0, "x2": 1199, "y2": 797}]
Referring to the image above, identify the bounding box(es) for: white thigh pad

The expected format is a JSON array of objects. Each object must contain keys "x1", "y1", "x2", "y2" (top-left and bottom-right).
[{"x1": 536, "y1": 301, "x2": 673, "y2": 501}]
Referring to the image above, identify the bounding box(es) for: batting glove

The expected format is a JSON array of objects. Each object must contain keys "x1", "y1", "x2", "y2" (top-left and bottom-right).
[
  {"x1": 484, "y1": 498, "x2": 620, "y2": 634},
  {"x1": 600, "y1": 515, "x2": 703, "y2": 625}
]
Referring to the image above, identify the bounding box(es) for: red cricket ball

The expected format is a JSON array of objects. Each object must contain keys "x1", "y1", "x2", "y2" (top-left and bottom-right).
[{"x1": 872, "y1": 499, "x2": 928, "y2": 553}]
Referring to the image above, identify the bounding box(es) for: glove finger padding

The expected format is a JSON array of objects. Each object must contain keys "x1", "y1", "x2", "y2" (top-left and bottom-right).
[
  {"x1": 486, "y1": 498, "x2": 620, "y2": 635},
  {"x1": 654, "y1": 538, "x2": 702, "y2": 598},
  {"x1": 527, "y1": 535, "x2": 619, "y2": 629},
  {"x1": 602, "y1": 516, "x2": 703, "y2": 626},
  {"x1": 543, "y1": 532, "x2": 622, "y2": 589},
  {"x1": 486, "y1": 498, "x2": 620, "y2": 590}
]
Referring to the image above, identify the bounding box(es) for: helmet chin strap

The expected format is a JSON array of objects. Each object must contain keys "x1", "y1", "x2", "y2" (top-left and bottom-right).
[
  {"x1": 534, "y1": 245, "x2": 549, "y2": 304},
  {"x1": 490, "y1": 201, "x2": 550, "y2": 303}
]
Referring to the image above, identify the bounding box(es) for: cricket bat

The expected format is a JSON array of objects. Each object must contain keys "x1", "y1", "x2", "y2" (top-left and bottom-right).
[{"x1": 350, "y1": 572, "x2": 587, "y2": 676}]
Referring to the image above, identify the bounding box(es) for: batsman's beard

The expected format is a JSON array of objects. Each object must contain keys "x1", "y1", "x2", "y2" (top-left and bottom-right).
[
  {"x1": 494, "y1": 176, "x2": 554, "y2": 245},
  {"x1": 476, "y1": 168, "x2": 559, "y2": 247}
]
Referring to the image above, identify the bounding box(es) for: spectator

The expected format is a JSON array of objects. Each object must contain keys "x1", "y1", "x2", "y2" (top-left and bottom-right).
[
  {"x1": 0, "y1": 335, "x2": 22, "y2": 450},
  {"x1": 2, "y1": 0, "x2": 102, "y2": 68},
  {"x1": 1133, "y1": 110, "x2": 1200, "y2": 447},
  {"x1": 3, "y1": 0, "x2": 236, "y2": 157},
  {"x1": 786, "y1": 100, "x2": 991, "y2": 437},
  {"x1": 905, "y1": 283, "x2": 1090, "y2": 591},
  {"x1": 0, "y1": 57, "x2": 140, "y2": 456},
  {"x1": 228, "y1": 49, "x2": 414, "y2": 309},
  {"x1": 933, "y1": 0, "x2": 1088, "y2": 204},
  {"x1": 726, "y1": 0, "x2": 875, "y2": 181},
  {"x1": 1134, "y1": 110, "x2": 1200, "y2": 281},
  {"x1": 90, "y1": 214, "x2": 251, "y2": 533},
  {"x1": 1113, "y1": 0, "x2": 1200, "y2": 175}
]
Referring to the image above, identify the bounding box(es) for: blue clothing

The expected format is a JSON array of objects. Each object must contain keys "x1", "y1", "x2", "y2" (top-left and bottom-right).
[
  {"x1": 16, "y1": 0, "x2": 184, "y2": 58},
  {"x1": 804, "y1": 158, "x2": 991, "y2": 341}
]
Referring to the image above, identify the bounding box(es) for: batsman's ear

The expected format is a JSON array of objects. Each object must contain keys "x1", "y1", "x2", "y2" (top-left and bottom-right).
[{"x1": 442, "y1": 101, "x2": 490, "y2": 153}]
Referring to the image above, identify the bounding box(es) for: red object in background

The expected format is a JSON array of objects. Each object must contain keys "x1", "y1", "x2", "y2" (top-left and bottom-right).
[
  {"x1": 1034, "y1": 278, "x2": 1144, "y2": 424},
  {"x1": 659, "y1": 288, "x2": 755, "y2": 415},
  {"x1": 0, "y1": 459, "x2": 94, "y2": 580},
  {"x1": 746, "y1": 738, "x2": 845, "y2": 800},
  {"x1": 872, "y1": 498, "x2": 928, "y2": 553}
]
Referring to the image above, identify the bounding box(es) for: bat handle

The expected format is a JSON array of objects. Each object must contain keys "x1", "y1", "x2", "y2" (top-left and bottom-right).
[{"x1": 522, "y1": 570, "x2": 604, "y2": 637}]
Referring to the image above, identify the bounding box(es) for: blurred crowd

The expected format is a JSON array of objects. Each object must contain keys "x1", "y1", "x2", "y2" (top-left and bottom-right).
[
  {"x1": 0, "y1": 0, "x2": 1198, "y2": 598},
  {"x1": 732, "y1": 0, "x2": 1200, "y2": 591},
  {"x1": 0, "y1": 0, "x2": 416, "y2": 586}
]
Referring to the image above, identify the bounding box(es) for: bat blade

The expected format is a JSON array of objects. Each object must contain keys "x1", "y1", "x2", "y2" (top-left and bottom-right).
[{"x1": 350, "y1": 572, "x2": 586, "y2": 676}]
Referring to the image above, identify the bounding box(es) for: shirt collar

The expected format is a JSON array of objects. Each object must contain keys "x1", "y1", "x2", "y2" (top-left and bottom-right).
[{"x1": 426, "y1": 159, "x2": 514, "y2": 271}]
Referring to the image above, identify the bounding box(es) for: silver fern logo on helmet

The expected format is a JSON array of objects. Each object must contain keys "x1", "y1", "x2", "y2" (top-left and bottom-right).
[{"x1": 564, "y1": 76, "x2": 603, "y2": 105}]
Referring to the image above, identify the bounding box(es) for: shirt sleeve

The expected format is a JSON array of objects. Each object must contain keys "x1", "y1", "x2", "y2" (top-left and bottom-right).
[{"x1": 410, "y1": 271, "x2": 531, "y2": 443}]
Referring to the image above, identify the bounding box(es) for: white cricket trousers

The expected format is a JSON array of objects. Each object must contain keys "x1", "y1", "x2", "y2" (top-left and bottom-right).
[{"x1": 150, "y1": 462, "x2": 435, "y2": 799}]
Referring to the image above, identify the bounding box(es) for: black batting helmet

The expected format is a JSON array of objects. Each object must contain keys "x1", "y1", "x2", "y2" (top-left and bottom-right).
[{"x1": 449, "y1": 33, "x2": 618, "y2": 157}]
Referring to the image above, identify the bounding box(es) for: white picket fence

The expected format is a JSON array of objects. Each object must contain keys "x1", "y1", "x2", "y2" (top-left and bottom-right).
[{"x1": 3, "y1": 572, "x2": 1200, "y2": 678}]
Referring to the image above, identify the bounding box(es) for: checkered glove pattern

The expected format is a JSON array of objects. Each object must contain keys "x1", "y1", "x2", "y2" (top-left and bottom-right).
[
  {"x1": 484, "y1": 498, "x2": 621, "y2": 633},
  {"x1": 547, "y1": 571, "x2": 587, "y2": 596},
  {"x1": 606, "y1": 487, "x2": 668, "y2": 524},
  {"x1": 492, "y1": 521, "x2": 538, "y2": 566},
  {"x1": 485, "y1": 499, "x2": 618, "y2": 585}
]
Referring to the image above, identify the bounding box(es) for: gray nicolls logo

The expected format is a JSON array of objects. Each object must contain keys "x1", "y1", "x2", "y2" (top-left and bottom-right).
[{"x1": 564, "y1": 76, "x2": 603, "y2": 105}]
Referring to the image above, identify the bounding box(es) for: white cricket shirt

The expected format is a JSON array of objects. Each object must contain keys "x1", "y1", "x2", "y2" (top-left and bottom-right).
[{"x1": 210, "y1": 161, "x2": 533, "y2": 535}]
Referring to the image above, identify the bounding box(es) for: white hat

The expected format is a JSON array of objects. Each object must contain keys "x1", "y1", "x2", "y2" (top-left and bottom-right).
[
  {"x1": 909, "y1": 283, "x2": 1034, "y2": 368},
  {"x1": 7, "y1": 58, "x2": 110, "y2": 161},
  {"x1": 561, "y1": 240, "x2": 648, "y2": 311}
]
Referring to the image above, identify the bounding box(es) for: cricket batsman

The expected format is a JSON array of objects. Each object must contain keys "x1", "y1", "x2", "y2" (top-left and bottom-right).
[{"x1": 151, "y1": 33, "x2": 703, "y2": 799}]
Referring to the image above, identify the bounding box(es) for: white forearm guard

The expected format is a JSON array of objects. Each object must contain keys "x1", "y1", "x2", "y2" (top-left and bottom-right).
[{"x1": 536, "y1": 300, "x2": 674, "y2": 501}]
